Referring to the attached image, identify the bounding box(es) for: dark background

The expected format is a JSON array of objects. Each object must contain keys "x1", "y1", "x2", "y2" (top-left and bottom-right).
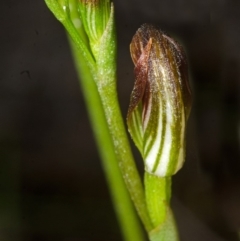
[{"x1": 1, "y1": 0, "x2": 240, "y2": 240}]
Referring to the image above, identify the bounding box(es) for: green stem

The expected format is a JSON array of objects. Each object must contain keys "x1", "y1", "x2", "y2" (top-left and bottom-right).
[
  {"x1": 144, "y1": 173, "x2": 179, "y2": 241},
  {"x1": 98, "y1": 83, "x2": 153, "y2": 232},
  {"x1": 91, "y1": 5, "x2": 153, "y2": 232},
  {"x1": 69, "y1": 40, "x2": 145, "y2": 241},
  {"x1": 144, "y1": 173, "x2": 171, "y2": 227}
]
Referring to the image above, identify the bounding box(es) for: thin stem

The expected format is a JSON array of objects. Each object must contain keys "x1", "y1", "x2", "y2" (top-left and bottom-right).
[
  {"x1": 69, "y1": 39, "x2": 145, "y2": 241},
  {"x1": 98, "y1": 82, "x2": 154, "y2": 230},
  {"x1": 144, "y1": 173, "x2": 171, "y2": 227},
  {"x1": 144, "y1": 173, "x2": 179, "y2": 241},
  {"x1": 88, "y1": 5, "x2": 153, "y2": 231},
  {"x1": 97, "y1": 83, "x2": 153, "y2": 232}
]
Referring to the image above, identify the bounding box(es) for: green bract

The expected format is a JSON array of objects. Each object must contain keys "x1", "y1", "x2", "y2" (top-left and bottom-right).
[{"x1": 127, "y1": 24, "x2": 192, "y2": 177}]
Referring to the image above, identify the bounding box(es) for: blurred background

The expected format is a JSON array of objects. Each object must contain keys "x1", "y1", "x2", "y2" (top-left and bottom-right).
[{"x1": 1, "y1": 0, "x2": 240, "y2": 240}]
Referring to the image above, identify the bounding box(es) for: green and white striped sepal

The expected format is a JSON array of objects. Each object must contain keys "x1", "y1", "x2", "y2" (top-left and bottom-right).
[{"x1": 127, "y1": 24, "x2": 192, "y2": 177}]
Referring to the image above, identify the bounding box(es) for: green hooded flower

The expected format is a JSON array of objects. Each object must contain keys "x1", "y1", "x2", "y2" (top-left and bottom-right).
[{"x1": 127, "y1": 24, "x2": 192, "y2": 177}]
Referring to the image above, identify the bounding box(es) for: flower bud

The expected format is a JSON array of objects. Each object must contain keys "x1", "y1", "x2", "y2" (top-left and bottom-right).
[
  {"x1": 78, "y1": 0, "x2": 112, "y2": 56},
  {"x1": 127, "y1": 24, "x2": 192, "y2": 177}
]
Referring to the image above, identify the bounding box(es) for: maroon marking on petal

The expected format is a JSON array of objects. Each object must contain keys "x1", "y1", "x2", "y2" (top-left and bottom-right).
[{"x1": 128, "y1": 38, "x2": 152, "y2": 116}]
